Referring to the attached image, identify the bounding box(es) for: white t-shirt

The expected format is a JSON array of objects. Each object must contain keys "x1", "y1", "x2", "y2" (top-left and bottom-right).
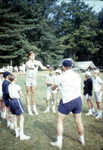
[
  {"x1": 93, "y1": 76, "x2": 103, "y2": 92},
  {"x1": 56, "y1": 69, "x2": 81, "y2": 103},
  {"x1": 26, "y1": 60, "x2": 41, "y2": 80},
  {"x1": 8, "y1": 83, "x2": 21, "y2": 99}
]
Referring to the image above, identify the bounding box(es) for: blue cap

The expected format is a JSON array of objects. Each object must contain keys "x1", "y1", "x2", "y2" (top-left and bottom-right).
[
  {"x1": 62, "y1": 60, "x2": 72, "y2": 67},
  {"x1": 3, "y1": 71, "x2": 11, "y2": 78}
]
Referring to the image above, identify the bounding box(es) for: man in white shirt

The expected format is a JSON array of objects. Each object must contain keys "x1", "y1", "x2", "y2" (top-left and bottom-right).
[{"x1": 50, "y1": 60, "x2": 85, "y2": 149}]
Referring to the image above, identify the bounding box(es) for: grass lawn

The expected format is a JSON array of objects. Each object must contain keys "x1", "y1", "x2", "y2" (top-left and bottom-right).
[{"x1": 0, "y1": 71, "x2": 103, "y2": 150}]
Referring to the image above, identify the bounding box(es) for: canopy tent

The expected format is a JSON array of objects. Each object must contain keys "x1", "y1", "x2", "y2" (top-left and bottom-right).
[{"x1": 75, "y1": 61, "x2": 96, "y2": 71}]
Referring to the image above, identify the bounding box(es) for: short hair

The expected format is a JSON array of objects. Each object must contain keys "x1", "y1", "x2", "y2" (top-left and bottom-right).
[
  {"x1": 28, "y1": 51, "x2": 35, "y2": 57},
  {"x1": 8, "y1": 74, "x2": 16, "y2": 82}
]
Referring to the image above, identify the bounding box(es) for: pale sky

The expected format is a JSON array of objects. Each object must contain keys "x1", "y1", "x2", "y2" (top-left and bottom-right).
[{"x1": 57, "y1": 0, "x2": 103, "y2": 13}]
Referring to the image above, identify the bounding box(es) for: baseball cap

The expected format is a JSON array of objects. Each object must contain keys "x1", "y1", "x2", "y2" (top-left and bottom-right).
[
  {"x1": 62, "y1": 60, "x2": 72, "y2": 67},
  {"x1": 3, "y1": 71, "x2": 11, "y2": 78}
]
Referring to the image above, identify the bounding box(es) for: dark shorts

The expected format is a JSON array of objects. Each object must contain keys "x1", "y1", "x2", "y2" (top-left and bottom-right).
[
  {"x1": 9, "y1": 98, "x2": 24, "y2": 115},
  {"x1": 58, "y1": 97, "x2": 82, "y2": 115},
  {"x1": 3, "y1": 98, "x2": 10, "y2": 107}
]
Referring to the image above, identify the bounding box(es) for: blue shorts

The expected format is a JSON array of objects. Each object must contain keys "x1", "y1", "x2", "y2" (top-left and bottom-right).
[
  {"x1": 3, "y1": 97, "x2": 10, "y2": 107},
  {"x1": 9, "y1": 98, "x2": 24, "y2": 115},
  {"x1": 58, "y1": 97, "x2": 82, "y2": 115}
]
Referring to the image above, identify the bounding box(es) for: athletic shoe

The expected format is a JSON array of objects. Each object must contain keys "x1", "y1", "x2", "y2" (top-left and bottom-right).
[
  {"x1": 50, "y1": 141, "x2": 62, "y2": 149},
  {"x1": 95, "y1": 114, "x2": 102, "y2": 119},
  {"x1": 78, "y1": 137, "x2": 85, "y2": 145},
  {"x1": 33, "y1": 110, "x2": 39, "y2": 115},
  {"x1": 20, "y1": 134, "x2": 31, "y2": 140},
  {"x1": 10, "y1": 123, "x2": 15, "y2": 130},
  {"x1": 44, "y1": 108, "x2": 50, "y2": 113},
  {"x1": 85, "y1": 111, "x2": 93, "y2": 116},
  {"x1": 32, "y1": 107, "x2": 39, "y2": 115},
  {"x1": 28, "y1": 111, "x2": 33, "y2": 116}
]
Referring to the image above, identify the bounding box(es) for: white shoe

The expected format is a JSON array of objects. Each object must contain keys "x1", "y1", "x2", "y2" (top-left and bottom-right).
[
  {"x1": 95, "y1": 114, "x2": 102, "y2": 119},
  {"x1": 10, "y1": 123, "x2": 15, "y2": 130},
  {"x1": 78, "y1": 137, "x2": 85, "y2": 145},
  {"x1": 20, "y1": 134, "x2": 31, "y2": 140},
  {"x1": 50, "y1": 141, "x2": 62, "y2": 149},
  {"x1": 44, "y1": 108, "x2": 50, "y2": 113},
  {"x1": 32, "y1": 109, "x2": 39, "y2": 115},
  {"x1": 86, "y1": 111, "x2": 93, "y2": 116},
  {"x1": 1, "y1": 112, "x2": 6, "y2": 119},
  {"x1": 28, "y1": 111, "x2": 33, "y2": 116},
  {"x1": 32, "y1": 105, "x2": 39, "y2": 115},
  {"x1": 15, "y1": 128, "x2": 20, "y2": 138},
  {"x1": 52, "y1": 106, "x2": 56, "y2": 113}
]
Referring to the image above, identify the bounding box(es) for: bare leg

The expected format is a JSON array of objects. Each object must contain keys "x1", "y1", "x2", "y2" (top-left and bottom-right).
[
  {"x1": 26, "y1": 86, "x2": 33, "y2": 115},
  {"x1": 31, "y1": 86, "x2": 38, "y2": 115},
  {"x1": 73, "y1": 113, "x2": 85, "y2": 145},
  {"x1": 19, "y1": 114, "x2": 31, "y2": 140},
  {"x1": 51, "y1": 112, "x2": 66, "y2": 149}
]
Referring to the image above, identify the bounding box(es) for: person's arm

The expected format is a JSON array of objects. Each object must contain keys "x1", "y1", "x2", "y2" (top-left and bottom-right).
[
  {"x1": 98, "y1": 77, "x2": 103, "y2": 92},
  {"x1": 39, "y1": 61, "x2": 48, "y2": 70}
]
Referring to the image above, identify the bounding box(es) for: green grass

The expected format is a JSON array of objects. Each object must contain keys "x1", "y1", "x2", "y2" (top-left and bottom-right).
[{"x1": 0, "y1": 71, "x2": 103, "y2": 150}]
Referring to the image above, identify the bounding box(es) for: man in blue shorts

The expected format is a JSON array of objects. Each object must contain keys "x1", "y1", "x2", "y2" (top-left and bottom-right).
[{"x1": 50, "y1": 60, "x2": 85, "y2": 149}]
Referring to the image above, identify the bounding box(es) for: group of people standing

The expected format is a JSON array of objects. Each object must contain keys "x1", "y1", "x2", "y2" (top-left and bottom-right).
[
  {"x1": 83, "y1": 69, "x2": 103, "y2": 119},
  {"x1": 0, "y1": 51, "x2": 103, "y2": 150}
]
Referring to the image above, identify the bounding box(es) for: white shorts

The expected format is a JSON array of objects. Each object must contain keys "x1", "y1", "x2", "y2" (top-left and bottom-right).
[
  {"x1": 26, "y1": 77, "x2": 37, "y2": 87},
  {"x1": 46, "y1": 88, "x2": 57, "y2": 100},
  {"x1": 85, "y1": 94, "x2": 92, "y2": 100},
  {"x1": 94, "y1": 91, "x2": 102, "y2": 102}
]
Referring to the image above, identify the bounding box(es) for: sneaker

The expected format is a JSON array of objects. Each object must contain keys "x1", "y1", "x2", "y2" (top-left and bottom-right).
[
  {"x1": 28, "y1": 111, "x2": 33, "y2": 116},
  {"x1": 86, "y1": 111, "x2": 93, "y2": 116},
  {"x1": 44, "y1": 108, "x2": 50, "y2": 113},
  {"x1": 50, "y1": 141, "x2": 62, "y2": 149},
  {"x1": 32, "y1": 109, "x2": 39, "y2": 115},
  {"x1": 10, "y1": 123, "x2": 15, "y2": 130},
  {"x1": 32, "y1": 108, "x2": 39, "y2": 115},
  {"x1": 95, "y1": 114, "x2": 102, "y2": 119},
  {"x1": 20, "y1": 134, "x2": 31, "y2": 140},
  {"x1": 78, "y1": 137, "x2": 85, "y2": 145}
]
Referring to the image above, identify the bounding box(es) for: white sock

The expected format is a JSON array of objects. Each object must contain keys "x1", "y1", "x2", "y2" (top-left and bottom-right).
[
  {"x1": 20, "y1": 128, "x2": 24, "y2": 137},
  {"x1": 15, "y1": 128, "x2": 20, "y2": 137},
  {"x1": 27, "y1": 105, "x2": 32, "y2": 112},
  {"x1": 79, "y1": 135, "x2": 84, "y2": 142},
  {"x1": 88, "y1": 109, "x2": 92, "y2": 113},
  {"x1": 57, "y1": 136, "x2": 63, "y2": 145},
  {"x1": 33, "y1": 105, "x2": 38, "y2": 113},
  {"x1": 98, "y1": 110, "x2": 102, "y2": 116},
  {"x1": 91, "y1": 108, "x2": 95, "y2": 112}
]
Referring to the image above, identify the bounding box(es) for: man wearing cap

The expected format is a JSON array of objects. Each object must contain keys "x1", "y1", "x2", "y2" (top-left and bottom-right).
[{"x1": 50, "y1": 60, "x2": 85, "y2": 149}]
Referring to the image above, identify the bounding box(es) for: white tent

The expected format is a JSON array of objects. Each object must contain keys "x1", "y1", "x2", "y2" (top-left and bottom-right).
[{"x1": 75, "y1": 61, "x2": 96, "y2": 71}]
